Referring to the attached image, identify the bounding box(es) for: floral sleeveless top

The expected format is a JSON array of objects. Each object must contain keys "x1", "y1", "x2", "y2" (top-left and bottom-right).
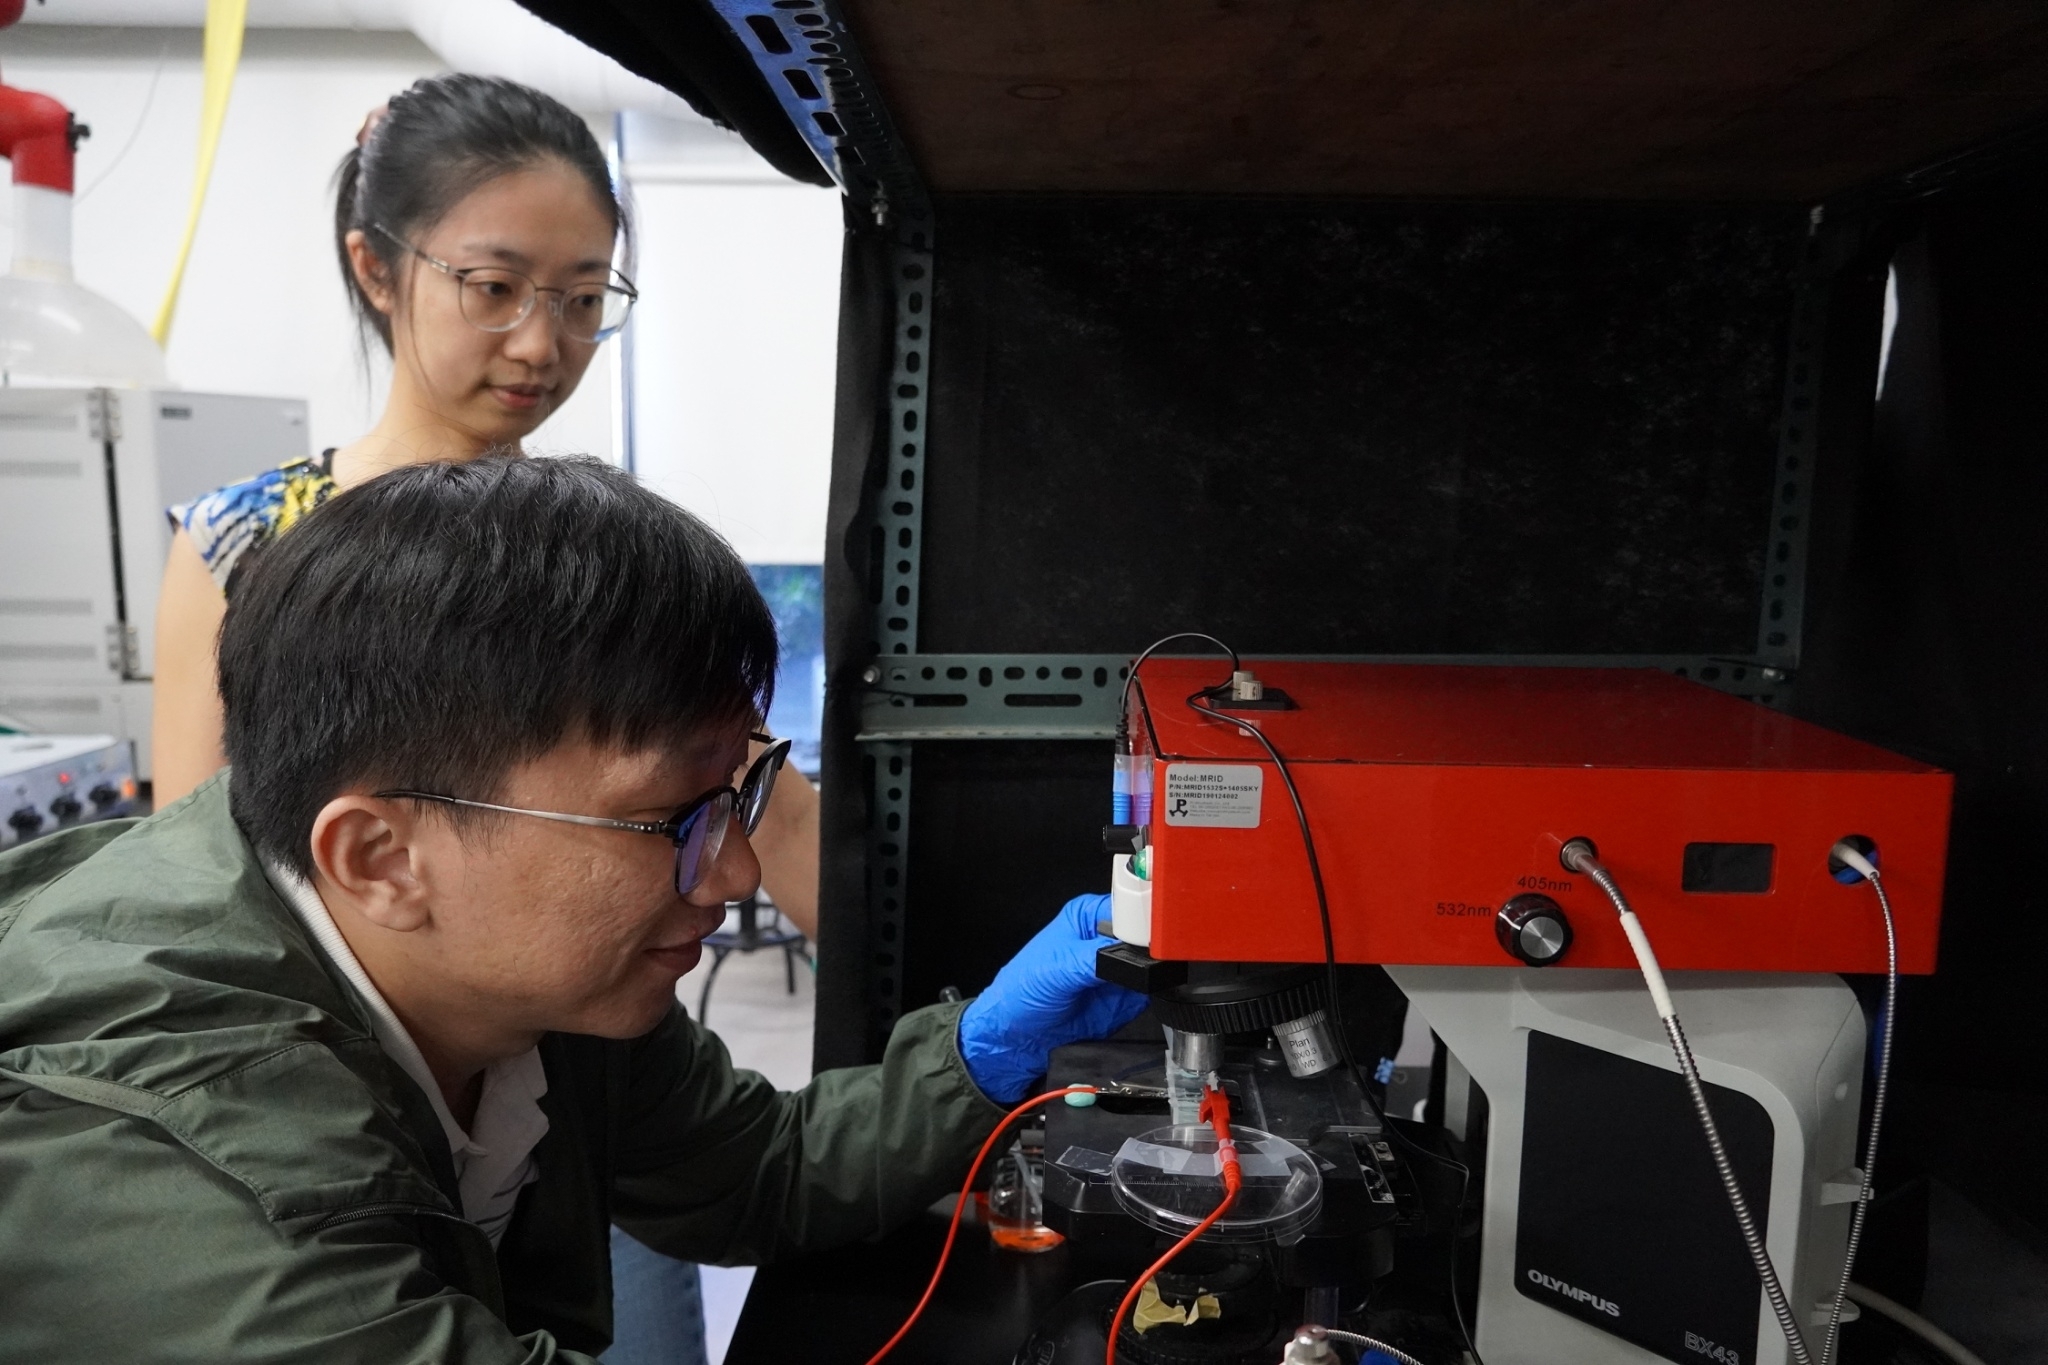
[{"x1": 167, "y1": 450, "x2": 340, "y2": 593}]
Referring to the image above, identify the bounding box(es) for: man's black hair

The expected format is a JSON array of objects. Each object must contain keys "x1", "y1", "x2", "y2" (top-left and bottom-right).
[{"x1": 219, "y1": 456, "x2": 777, "y2": 877}]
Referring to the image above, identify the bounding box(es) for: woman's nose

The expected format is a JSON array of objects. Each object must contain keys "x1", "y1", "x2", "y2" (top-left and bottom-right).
[{"x1": 501, "y1": 301, "x2": 562, "y2": 364}]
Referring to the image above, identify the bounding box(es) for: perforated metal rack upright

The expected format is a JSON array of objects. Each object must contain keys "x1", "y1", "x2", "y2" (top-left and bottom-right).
[
  {"x1": 707, "y1": 0, "x2": 939, "y2": 1035},
  {"x1": 706, "y1": 0, "x2": 1846, "y2": 1038}
]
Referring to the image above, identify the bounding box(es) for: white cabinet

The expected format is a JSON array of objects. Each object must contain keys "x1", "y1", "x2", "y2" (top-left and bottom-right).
[{"x1": 0, "y1": 388, "x2": 308, "y2": 779}]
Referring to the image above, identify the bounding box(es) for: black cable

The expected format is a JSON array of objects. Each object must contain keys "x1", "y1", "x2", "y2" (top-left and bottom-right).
[
  {"x1": 1119, "y1": 633, "x2": 1239, "y2": 742},
  {"x1": 1155, "y1": 671, "x2": 1484, "y2": 1365},
  {"x1": 1189, "y1": 695, "x2": 1338, "y2": 978},
  {"x1": 77, "y1": 40, "x2": 170, "y2": 205},
  {"x1": 1375, "y1": 1107, "x2": 1481, "y2": 1365},
  {"x1": 1125, "y1": 653, "x2": 1481, "y2": 1362},
  {"x1": 1128, "y1": 674, "x2": 1166, "y2": 760}
]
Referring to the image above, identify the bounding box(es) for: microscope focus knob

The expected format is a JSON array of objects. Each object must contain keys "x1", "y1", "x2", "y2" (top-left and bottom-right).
[{"x1": 1496, "y1": 894, "x2": 1572, "y2": 966}]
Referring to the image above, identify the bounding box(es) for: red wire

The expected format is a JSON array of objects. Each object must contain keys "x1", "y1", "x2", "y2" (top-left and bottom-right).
[
  {"x1": 862, "y1": 1085, "x2": 1098, "y2": 1365},
  {"x1": 1105, "y1": 1085, "x2": 1244, "y2": 1365}
]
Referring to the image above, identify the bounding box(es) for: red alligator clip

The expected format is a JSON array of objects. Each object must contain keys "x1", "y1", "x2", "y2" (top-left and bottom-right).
[{"x1": 1199, "y1": 1084, "x2": 1244, "y2": 1194}]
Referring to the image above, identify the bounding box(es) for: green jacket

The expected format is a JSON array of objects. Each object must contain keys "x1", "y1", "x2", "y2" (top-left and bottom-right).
[{"x1": 0, "y1": 776, "x2": 1002, "y2": 1362}]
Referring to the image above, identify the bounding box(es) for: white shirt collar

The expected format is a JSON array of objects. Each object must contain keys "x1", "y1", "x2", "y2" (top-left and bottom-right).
[{"x1": 263, "y1": 860, "x2": 549, "y2": 1245}]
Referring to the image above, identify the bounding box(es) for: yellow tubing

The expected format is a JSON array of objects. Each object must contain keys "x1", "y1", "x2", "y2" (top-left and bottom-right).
[{"x1": 150, "y1": 0, "x2": 247, "y2": 346}]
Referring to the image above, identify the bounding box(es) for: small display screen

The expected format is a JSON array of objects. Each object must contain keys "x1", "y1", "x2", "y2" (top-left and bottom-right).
[{"x1": 1681, "y1": 842, "x2": 1775, "y2": 893}]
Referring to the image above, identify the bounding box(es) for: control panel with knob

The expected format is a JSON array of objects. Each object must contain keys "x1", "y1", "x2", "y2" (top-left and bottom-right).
[
  {"x1": 1, "y1": 734, "x2": 135, "y2": 851},
  {"x1": 1496, "y1": 893, "x2": 1573, "y2": 966}
]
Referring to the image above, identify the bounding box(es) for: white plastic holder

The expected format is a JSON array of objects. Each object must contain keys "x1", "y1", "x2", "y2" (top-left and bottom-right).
[
  {"x1": 1110, "y1": 853, "x2": 1152, "y2": 946},
  {"x1": 13, "y1": 184, "x2": 71, "y2": 280}
]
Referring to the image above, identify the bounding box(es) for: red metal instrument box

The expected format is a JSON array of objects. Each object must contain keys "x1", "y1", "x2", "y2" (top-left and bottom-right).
[{"x1": 1134, "y1": 660, "x2": 1951, "y2": 974}]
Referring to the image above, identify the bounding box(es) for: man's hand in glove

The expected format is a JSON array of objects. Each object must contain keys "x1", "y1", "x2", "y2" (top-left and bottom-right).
[{"x1": 957, "y1": 893, "x2": 1149, "y2": 1103}]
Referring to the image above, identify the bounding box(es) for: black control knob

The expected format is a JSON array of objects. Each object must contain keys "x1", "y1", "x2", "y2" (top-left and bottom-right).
[
  {"x1": 88, "y1": 783, "x2": 119, "y2": 809},
  {"x1": 8, "y1": 806, "x2": 44, "y2": 837},
  {"x1": 1496, "y1": 893, "x2": 1573, "y2": 966},
  {"x1": 48, "y1": 793, "x2": 82, "y2": 821}
]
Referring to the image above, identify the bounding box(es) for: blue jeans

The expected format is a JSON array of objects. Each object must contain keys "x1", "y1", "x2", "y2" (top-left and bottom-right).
[{"x1": 602, "y1": 1226, "x2": 708, "y2": 1365}]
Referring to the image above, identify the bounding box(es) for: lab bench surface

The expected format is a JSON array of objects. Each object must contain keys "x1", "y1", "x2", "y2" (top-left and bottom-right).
[{"x1": 724, "y1": 1213, "x2": 1077, "y2": 1364}]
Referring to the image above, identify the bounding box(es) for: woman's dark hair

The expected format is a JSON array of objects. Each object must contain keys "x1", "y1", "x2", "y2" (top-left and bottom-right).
[
  {"x1": 220, "y1": 456, "x2": 776, "y2": 878},
  {"x1": 334, "y1": 73, "x2": 629, "y2": 350}
]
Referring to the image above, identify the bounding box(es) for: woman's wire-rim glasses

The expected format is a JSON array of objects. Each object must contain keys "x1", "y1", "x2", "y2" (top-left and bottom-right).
[
  {"x1": 375, "y1": 735, "x2": 791, "y2": 897},
  {"x1": 372, "y1": 222, "x2": 639, "y2": 343}
]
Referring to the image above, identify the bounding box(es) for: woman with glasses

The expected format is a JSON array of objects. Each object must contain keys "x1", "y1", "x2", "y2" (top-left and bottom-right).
[{"x1": 145, "y1": 73, "x2": 813, "y2": 1365}]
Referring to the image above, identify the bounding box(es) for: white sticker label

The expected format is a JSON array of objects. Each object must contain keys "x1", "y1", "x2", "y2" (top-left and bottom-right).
[{"x1": 1163, "y1": 763, "x2": 1264, "y2": 828}]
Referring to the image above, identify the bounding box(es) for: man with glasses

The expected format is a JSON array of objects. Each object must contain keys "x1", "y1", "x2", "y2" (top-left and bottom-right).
[{"x1": 0, "y1": 457, "x2": 1143, "y2": 1362}]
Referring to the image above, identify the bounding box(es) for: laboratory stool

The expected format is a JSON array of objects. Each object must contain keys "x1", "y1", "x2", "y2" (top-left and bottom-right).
[{"x1": 695, "y1": 895, "x2": 808, "y2": 1027}]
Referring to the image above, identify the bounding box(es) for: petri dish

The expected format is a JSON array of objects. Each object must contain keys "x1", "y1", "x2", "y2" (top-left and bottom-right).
[{"x1": 1109, "y1": 1124, "x2": 1322, "y2": 1245}]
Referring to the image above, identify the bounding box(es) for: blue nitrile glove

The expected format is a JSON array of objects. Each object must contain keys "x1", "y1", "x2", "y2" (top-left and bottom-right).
[{"x1": 958, "y1": 893, "x2": 1149, "y2": 1103}]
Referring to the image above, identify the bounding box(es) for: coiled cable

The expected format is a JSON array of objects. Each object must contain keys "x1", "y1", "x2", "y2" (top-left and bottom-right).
[
  {"x1": 1321, "y1": 1327, "x2": 1432, "y2": 1365},
  {"x1": 1820, "y1": 844, "x2": 1898, "y2": 1365},
  {"x1": 1559, "y1": 840, "x2": 1814, "y2": 1365}
]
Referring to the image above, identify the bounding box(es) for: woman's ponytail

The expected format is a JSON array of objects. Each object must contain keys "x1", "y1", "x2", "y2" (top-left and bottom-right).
[{"x1": 330, "y1": 143, "x2": 383, "y2": 346}]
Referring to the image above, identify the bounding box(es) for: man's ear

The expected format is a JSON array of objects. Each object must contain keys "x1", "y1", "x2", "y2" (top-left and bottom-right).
[{"x1": 310, "y1": 795, "x2": 431, "y2": 933}]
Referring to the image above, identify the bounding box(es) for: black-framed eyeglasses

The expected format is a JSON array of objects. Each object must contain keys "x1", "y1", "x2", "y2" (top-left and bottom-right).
[
  {"x1": 375, "y1": 735, "x2": 791, "y2": 897},
  {"x1": 373, "y1": 222, "x2": 638, "y2": 344}
]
